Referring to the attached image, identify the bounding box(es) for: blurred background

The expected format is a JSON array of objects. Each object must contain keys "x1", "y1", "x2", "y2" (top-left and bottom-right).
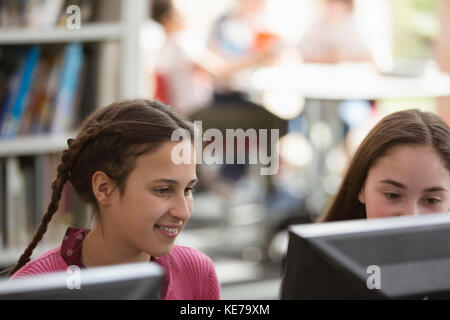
[{"x1": 0, "y1": 0, "x2": 449, "y2": 299}]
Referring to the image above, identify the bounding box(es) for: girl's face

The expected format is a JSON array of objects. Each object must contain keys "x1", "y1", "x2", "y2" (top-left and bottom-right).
[
  {"x1": 108, "y1": 141, "x2": 197, "y2": 258},
  {"x1": 359, "y1": 145, "x2": 450, "y2": 219}
]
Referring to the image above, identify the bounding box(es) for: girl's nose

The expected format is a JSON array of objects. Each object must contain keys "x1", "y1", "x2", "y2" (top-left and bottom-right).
[
  {"x1": 168, "y1": 195, "x2": 191, "y2": 221},
  {"x1": 397, "y1": 201, "x2": 420, "y2": 217}
]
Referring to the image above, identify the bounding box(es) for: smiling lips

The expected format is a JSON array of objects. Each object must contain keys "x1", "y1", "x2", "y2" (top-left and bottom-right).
[{"x1": 154, "y1": 224, "x2": 180, "y2": 238}]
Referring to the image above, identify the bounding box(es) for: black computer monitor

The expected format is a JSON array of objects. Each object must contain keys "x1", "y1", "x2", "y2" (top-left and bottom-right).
[
  {"x1": 280, "y1": 213, "x2": 450, "y2": 299},
  {"x1": 0, "y1": 261, "x2": 164, "y2": 300}
]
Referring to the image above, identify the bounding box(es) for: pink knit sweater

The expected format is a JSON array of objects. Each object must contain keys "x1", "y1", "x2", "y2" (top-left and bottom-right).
[{"x1": 10, "y1": 228, "x2": 221, "y2": 300}]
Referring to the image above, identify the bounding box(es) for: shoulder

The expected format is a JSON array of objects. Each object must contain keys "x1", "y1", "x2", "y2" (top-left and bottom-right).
[{"x1": 9, "y1": 246, "x2": 67, "y2": 280}]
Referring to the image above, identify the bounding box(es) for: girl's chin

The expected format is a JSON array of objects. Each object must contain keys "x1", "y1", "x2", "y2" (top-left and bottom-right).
[{"x1": 147, "y1": 244, "x2": 174, "y2": 259}]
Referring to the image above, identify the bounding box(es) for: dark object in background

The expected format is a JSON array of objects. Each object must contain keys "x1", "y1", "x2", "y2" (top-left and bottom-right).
[
  {"x1": 192, "y1": 92, "x2": 288, "y2": 136},
  {"x1": 281, "y1": 213, "x2": 450, "y2": 299},
  {"x1": 0, "y1": 261, "x2": 163, "y2": 300},
  {"x1": 191, "y1": 94, "x2": 288, "y2": 182}
]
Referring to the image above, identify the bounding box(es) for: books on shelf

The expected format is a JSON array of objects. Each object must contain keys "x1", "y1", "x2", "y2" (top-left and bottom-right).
[
  {"x1": 4, "y1": 157, "x2": 28, "y2": 248},
  {"x1": 0, "y1": 47, "x2": 27, "y2": 136},
  {"x1": 0, "y1": 0, "x2": 133, "y2": 256},
  {"x1": 35, "y1": 50, "x2": 65, "y2": 134},
  {"x1": 1, "y1": 45, "x2": 41, "y2": 138},
  {"x1": 51, "y1": 43, "x2": 83, "y2": 134},
  {"x1": 0, "y1": 154, "x2": 81, "y2": 249},
  {"x1": 0, "y1": 41, "x2": 95, "y2": 251},
  {"x1": 0, "y1": 159, "x2": 5, "y2": 248},
  {"x1": 0, "y1": 43, "x2": 93, "y2": 138}
]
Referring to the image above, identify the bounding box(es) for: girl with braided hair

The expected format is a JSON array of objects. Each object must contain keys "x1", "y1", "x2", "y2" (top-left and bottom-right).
[{"x1": 8, "y1": 99, "x2": 221, "y2": 300}]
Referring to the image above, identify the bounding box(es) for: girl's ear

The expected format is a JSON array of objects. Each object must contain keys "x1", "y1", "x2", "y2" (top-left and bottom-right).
[
  {"x1": 92, "y1": 171, "x2": 115, "y2": 206},
  {"x1": 358, "y1": 187, "x2": 366, "y2": 204}
]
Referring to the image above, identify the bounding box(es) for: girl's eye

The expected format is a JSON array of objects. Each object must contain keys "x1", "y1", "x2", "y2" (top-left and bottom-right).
[
  {"x1": 423, "y1": 197, "x2": 441, "y2": 205},
  {"x1": 184, "y1": 186, "x2": 196, "y2": 195},
  {"x1": 385, "y1": 193, "x2": 401, "y2": 200},
  {"x1": 154, "y1": 188, "x2": 170, "y2": 195}
]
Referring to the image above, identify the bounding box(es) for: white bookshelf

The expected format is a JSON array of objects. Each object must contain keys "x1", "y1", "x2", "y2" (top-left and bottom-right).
[
  {"x1": 0, "y1": 22, "x2": 123, "y2": 45},
  {"x1": 0, "y1": 0, "x2": 150, "y2": 263},
  {"x1": 0, "y1": 0, "x2": 148, "y2": 101},
  {"x1": 0, "y1": 132, "x2": 76, "y2": 157}
]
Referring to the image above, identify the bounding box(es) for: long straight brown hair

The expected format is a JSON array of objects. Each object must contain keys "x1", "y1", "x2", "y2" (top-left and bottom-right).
[
  {"x1": 320, "y1": 109, "x2": 450, "y2": 222},
  {"x1": 9, "y1": 99, "x2": 194, "y2": 276}
]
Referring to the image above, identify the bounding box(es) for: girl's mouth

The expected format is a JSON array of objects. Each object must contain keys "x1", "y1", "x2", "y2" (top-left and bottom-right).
[{"x1": 154, "y1": 225, "x2": 179, "y2": 238}]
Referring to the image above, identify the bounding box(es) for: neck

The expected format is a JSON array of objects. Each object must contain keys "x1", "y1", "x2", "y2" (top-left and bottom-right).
[{"x1": 81, "y1": 223, "x2": 151, "y2": 268}]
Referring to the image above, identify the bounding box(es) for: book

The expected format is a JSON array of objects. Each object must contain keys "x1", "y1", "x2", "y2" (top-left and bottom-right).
[
  {"x1": 74, "y1": 44, "x2": 98, "y2": 127},
  {"x1": 25, "y1": 0, "x2": 65, "y2": 29},
  {"x1": 0, "y1": 52, "x2": 27, "y2": 136},
  {"x1": 36, "y1": 51, "x2": 63, "y2": 134},
  {"x1": 18, "y1": 157, "x2": 38, "y2": 233},
  {"x1": 18, "y1": 56, "x2": 51, "y2": 135},
  {"x1": 0, "y1": 0, "x2": 65, "y2": 28},
  {"x1": 0, "y1": 0, "x2": 26, "y2": 28},
  {"x1": 0, "y1": 159, "x2": 5, "y2": 248},
  {"x1": 50, "y1": 43, "x2": 84, "y2": 134},
  {"x1": 32, "y1": 155, "x2": 44, "y2": 229},
  {"x1": 1, "y1": 45, "x2": 41, "y2": 138},
  {"x1": 0, "y1": 47, "x2": 25, "y2": 131},
  {"x1": 4, "y1": 158, "x2": 21, "y2": 247}
]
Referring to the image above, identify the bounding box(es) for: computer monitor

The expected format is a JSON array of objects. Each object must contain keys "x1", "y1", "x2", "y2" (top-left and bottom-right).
[
  {"x1": 0, "y1": 261, "x2": 164, "y2": 300},
  {"x1": 280, "y1": 213, "x2": 450, "y2": 299}
]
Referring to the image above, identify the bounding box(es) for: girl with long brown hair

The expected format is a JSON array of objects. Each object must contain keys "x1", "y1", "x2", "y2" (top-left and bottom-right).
[
  {"x1": 320, "y1": 109, "x2": 450, "y2": 222},
  {"x1": 8, "y1": 99, "x2": 220, "y2": 300}
]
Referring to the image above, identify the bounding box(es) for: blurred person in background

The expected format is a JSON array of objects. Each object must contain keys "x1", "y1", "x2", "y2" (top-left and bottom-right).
[
  {"x1": 151, "y1": 0, "x2": 216, "y2": 116},
  {"x1": 434, "y1": 0, "x2": 450, "y2": 125},
  {"x1": 298, "y1": 0, "x2": 373, "y2": 64},
  {"x1": 320, "y1": 109, "x2": 450, "y2": 222},
  {"x1": 151, "y1": 0, "x2": 279, "y2": 117},
  {"x1": 296, "y1": 0, "x2": 375, "y2": 184},
  {"x1": 208, "y1": 0, "x2": 280, "y2": 98},
  {"x1": 151, "y1": 0, "x2": 286, "y2": 203},
  {"x1": 200, "y1": 0, "x2": 285, "y2": 186}
]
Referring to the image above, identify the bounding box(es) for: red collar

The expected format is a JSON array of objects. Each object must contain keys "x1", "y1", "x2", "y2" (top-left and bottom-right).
[
  {"x1": 60, "y1": 227, "x2": 169, "y2": 298},
  {"x1": 60, "y1": 227, "x2": 88, "y2": 268}
]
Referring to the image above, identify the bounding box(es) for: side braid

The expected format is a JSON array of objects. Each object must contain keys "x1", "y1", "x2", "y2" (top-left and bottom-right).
[{"x1": 9, "y1": 148, "x2": 73, "y2": 276}]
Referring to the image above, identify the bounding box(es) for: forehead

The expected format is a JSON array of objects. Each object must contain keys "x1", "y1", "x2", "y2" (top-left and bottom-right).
[
  {"x1": 368, "y1": 145, "x2": 450, "y2": 189},
  {"x1": 131, "y1": 142, "x2": 196, "y2": 180}
]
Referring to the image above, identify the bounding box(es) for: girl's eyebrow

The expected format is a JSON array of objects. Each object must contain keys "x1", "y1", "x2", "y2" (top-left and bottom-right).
[
  {"x1": 423, "y1": 187, "x2": 447, "y2": 193},
  {"x1": 152, "y1": 178, "x2": 198, "y2": 185},
  {"x1": 378, "y1": 179, "x2": 447, "y2": 193},
  {"x1": 378, "y1": 179, "x2": 406, "y2": 189}
]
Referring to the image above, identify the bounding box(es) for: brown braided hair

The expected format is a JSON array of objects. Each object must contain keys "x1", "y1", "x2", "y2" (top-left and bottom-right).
[{"x1": 9, "y1": 99, "x2": 195, "y2": 276}]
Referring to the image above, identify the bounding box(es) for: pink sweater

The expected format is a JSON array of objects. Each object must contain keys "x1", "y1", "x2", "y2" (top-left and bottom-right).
[{"x1": 10, "y1": 229, "x2": 221, "y2": 300}]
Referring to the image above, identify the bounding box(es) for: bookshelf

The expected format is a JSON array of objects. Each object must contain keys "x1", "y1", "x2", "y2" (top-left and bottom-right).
[
  {"x1": 0, "y1": 0, "x2": 150, "y2": 268},
  {"x1": 0, "y1": 132, "x2": 76, "y2": 157},
  {"x1": 0, "y1": 23, "x2": 123, "y2": 45}
]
